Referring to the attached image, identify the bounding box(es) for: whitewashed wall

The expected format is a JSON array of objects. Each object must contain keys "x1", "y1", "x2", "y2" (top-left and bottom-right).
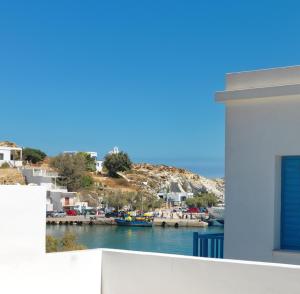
[
  {"x1": 216, "y1": 66, "x2": 300, "y2": 264},
  {"x1": 0, "y1": 185, "x2": 46, "y2": 260},
  {"x1": 101, "y1": 249, "x2": 300, "y2": 294},
  {"x1": 0, "y1": 250, "x2": 102, "y2": 294}
]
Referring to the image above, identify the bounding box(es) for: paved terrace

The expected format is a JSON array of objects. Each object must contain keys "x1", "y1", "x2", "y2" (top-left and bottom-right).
[{"x1": 0, "y1": 185, "x2": 300, "y2": 293}]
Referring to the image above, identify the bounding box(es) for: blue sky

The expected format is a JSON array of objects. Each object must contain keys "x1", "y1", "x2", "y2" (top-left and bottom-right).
[{"x1": 1, "y1": 1, "x2": 300, "y2": 177}]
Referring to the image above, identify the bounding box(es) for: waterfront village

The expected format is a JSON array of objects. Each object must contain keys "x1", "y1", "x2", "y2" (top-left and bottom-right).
[{"x1": 0, "y1": 140, "x2": 225, "y2": 229}]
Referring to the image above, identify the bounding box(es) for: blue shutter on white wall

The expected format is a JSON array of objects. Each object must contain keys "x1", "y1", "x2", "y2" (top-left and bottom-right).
[{"x1": 281, "y1": 156, "x2": 300, "y2": 250}]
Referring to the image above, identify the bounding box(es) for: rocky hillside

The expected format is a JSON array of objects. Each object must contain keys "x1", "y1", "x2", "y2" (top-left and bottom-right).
[
  {"x1": 110, "y1": 163, "x2": 224, "y2": 201},
  {"x1": 0, "y1": 141, "x2": 18, "y2": 147},
  {"x1": 0, "y1": 168, "x2": 25, "y2": 185}
]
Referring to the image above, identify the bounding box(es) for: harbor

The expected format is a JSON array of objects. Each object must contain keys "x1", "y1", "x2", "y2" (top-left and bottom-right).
[
  {"x1": 46, "y1": 223, "x2": 224, "y2": 256},
  {"x1": 46, "y1": 216, "x2": 211, "y2": 227}
]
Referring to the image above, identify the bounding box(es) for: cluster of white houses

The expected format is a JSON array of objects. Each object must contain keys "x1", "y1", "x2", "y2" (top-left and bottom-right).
[
  {"x1": 0, "y1": 146, "x2": 121, "y2": 211},
  {"x1": 1, "y1": 144, "x2": 195, "y2": 205}
]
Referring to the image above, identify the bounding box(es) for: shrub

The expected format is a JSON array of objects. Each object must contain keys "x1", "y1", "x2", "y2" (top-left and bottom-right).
[
  {"x1": 103, "y1": 151, "x2": 132, "y2": 177},
  {"x1": 78, "y1": 152, "x2": 96, "y2": 172},
  {"x1": 81, "y1": 175, "x2": 94, "y2": 188},
  {"x1": 186, "y1": 193, "x2": 218, "y2": 208},
  {"x1": 46, "y1": 235, "x2": 59, "y2": 253},
  {"x1": 23, "y1": 147, "x2": 47, "y2": 164},
  {"x1": 50, "y1": 153, "x2": 93, "y2": 191},
  {"x1": 46, "y1": 233, "x2": 86, "y2": 253},
  {"x1": 0, "y1": 162, "x2": 10, "y2": 169}
]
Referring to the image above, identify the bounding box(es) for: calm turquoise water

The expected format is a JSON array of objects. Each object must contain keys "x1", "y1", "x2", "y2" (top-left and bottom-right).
[{"x1": 46, "y1": 225, "x2": 224, "y2": 256}]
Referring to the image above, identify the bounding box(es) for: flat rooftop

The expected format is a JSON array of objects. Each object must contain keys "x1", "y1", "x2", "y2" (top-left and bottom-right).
[{"x1": 215, "y1": 65, "x2": 300, "y2": 102}]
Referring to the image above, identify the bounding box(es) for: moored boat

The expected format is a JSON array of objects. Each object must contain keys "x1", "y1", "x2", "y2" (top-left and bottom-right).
[{"x1": 115, "y1": 218, "x2": 153, "y2": 227}]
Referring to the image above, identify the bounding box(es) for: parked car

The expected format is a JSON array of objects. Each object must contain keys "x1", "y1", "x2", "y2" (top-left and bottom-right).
[
  {"x1": 66, "y1": 209, "x2": 77, "y2": 216},
  {"x1": 46, "y1": 211, "x2": 54, "y2": 218},
  {"x1": 105, "y1": 212, "x2": 118, "y2": 218},
  {"x1": 105, "y1": 211, "x2": 125, "y2": 218},
  {"x1": 53, "y1": 211, "x2": 66, "y2": 217},
  {"x1": 187, "y1": 207, "x2": 200, "y2": 213}
]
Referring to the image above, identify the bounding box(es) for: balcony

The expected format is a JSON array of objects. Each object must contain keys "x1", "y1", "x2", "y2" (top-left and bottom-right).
[{"x1": 32, "y1": 169, "x2": 59, "y2": 177}]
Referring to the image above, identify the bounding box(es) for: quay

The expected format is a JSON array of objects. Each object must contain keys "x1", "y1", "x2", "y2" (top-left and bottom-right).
[{"x1": 46, "y1": 217, "x2": 208, "y2": 228}]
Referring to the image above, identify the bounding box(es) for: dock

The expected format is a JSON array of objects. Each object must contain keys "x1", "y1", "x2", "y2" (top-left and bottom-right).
[{"x1": 46, "y1": 217, "x2": 208, "y2": 228}]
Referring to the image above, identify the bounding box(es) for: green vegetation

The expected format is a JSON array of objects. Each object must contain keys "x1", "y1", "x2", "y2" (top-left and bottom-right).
[
  {"x1": 23, "y1": 147, "x2": 47, "y2": 164},
  {"x1": 103, "y1": 151, "x2": 132, "y2": 177},
  {"x1": 78, "y1": 152, "x2": 96, "y2": 172},
  {"x1": 50, "y1": 153, "x2": 94, "y2": 191},
  {"x1": 81, "y1": 174, "x2": 94, "y2": 187},
  {"x1": 186, "y1": 193, "x2": 218, "y2": 208},
  {"x1": 46, "y1": 233, "x2": 86, "y2": 252},
  {"x1": 102, "y1": 191, "x2": 163, "y2": 211},
  {"x1": 0, "y1": 162, "x2": 10, "y2": 168}
]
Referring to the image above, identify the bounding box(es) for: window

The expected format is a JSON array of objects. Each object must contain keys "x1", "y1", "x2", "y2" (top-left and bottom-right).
[
  {"x1": 0, "y1": 153, "x2": 3, "y2": 160},
  {"x1": 65, "y1": 197, "x2": 70, "y2": 206},
  {"x1": 281, "y1": 156, "x2": 300, "y2": 250}
]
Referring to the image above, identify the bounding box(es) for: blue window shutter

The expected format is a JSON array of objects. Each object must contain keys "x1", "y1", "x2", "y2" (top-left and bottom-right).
[{"x1": 281, "y1": 156, "x2": 300, "y2": 250}]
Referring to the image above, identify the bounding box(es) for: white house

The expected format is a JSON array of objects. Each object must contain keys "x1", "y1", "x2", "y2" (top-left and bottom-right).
[
  {"x1": 216, "y1": 65, "x2": 300, "y2": 265},
  {"x1": 158, "y1": 181, "x2": 194, "y2": 204},
  {"x1": 22, "y1": 168, "x2": 77, "y2": 211},
  {"x1": 96, "y1": 160, "x2": 103, "y2": 172},
  {"x1": 0, "y1": 146, "x2": 22, "y2": 167}
]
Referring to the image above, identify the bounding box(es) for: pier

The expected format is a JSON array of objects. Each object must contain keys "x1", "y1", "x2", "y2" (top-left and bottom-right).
[{"x1": 46, "y1": 217, "x2": 208, "y2": 228}]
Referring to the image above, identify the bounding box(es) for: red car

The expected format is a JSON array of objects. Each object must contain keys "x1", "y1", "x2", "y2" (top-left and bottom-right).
[
  {"x1": 187, "y1": 207, "x2": 200, "y2": 213},
  {"x1": 66, "y1": 209, "x2": 77, "y2": 216}
]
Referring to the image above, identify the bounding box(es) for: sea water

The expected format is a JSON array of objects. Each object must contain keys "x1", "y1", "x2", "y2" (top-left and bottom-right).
[{"x1": 46, "y1": 225, "x2": 224, "y2": 256}]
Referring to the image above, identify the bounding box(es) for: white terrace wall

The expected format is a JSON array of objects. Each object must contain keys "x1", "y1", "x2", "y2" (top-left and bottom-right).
[
  {"x1": 0, "y1": 250, "x2": 102, "y2": 294},
  {"x1": 0, "y1": 185, "x2": 102, "y2": 294},
  {"x1": 102, "y1": 249, "x2": 300, "y2": 294},
  {"x1": 0, "y1": 185, "x2": 46, "y2": 260}
]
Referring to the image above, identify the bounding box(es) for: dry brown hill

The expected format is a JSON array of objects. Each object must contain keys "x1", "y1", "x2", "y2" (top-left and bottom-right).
[
  {"x1": 0, "y1": 141, "x2": 19, "y2": 147},
  {"x1": 91, "y1": 163, "x2": 224, "y2": 201},
  {"x1": 0, "y1": 168, "x2": 25, "y2": 185}
]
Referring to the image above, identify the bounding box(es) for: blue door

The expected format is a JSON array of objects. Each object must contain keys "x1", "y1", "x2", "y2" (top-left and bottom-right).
[{"x1": 281, "y1": 156, "x2": 300, "y2": 250}]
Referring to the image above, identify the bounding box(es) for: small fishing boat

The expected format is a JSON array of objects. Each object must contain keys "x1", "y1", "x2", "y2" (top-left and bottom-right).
[{"x1": 115, "y1": 218, "x2": 153, "y2": 227}]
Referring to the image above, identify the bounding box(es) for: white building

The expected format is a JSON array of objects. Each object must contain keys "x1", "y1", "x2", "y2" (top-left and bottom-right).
[
  {"x1": 22, "y1": 168, "x2": 77, "y2": 211},
  {"x1": 0, "y1": 146, "x2": 22, "y2": 167},
  {"x1": 158, "y1": 182, "x2": 194, "y2": 204},
  {"x1": 96, "y1": 160, "x2": 103, "y2": 172},
  {"x1": 108, "y1": 146, "x2": 119, "y2": 154},
  {"x1": 216, "y1": 65, "x2": 300, "y2": 265},
  {"x1": 158, "y1": 191, "x2": 194, "y2": 204}
]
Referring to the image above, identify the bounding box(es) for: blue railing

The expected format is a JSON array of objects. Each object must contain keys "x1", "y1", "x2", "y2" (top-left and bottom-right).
[{"x1": 193, "y1": 232, "x2": 224, "y2": 258}]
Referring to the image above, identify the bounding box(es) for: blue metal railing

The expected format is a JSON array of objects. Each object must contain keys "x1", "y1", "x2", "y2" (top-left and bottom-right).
[{"x1": 193, "y1": 232, "x2": 224, "y2": 258}]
